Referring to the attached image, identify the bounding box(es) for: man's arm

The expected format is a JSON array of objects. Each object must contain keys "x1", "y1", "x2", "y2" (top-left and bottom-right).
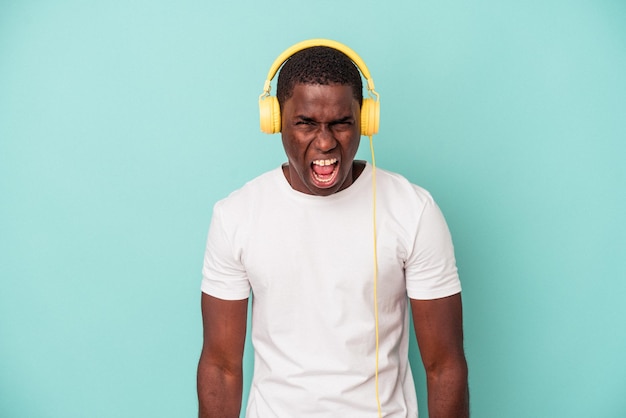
[
  {"x1": 197, "y1": 293, "x2": 248, "y2": 418},
  {"x1": 411, "y1": 293, "x2": 469, "y2": 418}
]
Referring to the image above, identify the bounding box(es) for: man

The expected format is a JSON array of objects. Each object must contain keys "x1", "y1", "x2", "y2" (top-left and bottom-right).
[{"x1": 197, "y1": 43, "x2": 469, "y2": 417}]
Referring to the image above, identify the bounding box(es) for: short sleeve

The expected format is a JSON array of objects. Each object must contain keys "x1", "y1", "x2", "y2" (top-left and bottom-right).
[
  {"x1": 405, "y1": 193, "x2": 462, "y2": 300},
  {"x1": 201, "y1": 202, "x2": 251, "y2": 300}
]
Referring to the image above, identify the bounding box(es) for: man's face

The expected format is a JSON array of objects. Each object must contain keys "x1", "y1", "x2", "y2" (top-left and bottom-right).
[{"x1": 280, "y1": 83, "x2": 361, "y2": 196}]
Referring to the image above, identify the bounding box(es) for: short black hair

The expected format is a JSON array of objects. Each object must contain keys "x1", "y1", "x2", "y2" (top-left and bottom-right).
[{"x1": 276, "y1": 46, "x2": 363, "y2": 109}]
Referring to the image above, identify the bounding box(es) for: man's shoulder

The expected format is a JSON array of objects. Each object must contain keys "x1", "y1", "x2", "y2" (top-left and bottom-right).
[
  {"x1": 214, "y1": 167, "x2": 283, "y2": 210},
  {"x1": 374, "y1": 166, "x2": 435, "y2": 204}
]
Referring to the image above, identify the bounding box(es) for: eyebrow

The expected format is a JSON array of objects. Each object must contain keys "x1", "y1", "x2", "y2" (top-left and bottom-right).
[
  {"x1": 332, "y1": 116, "x2": 354, "y2": 124},
  {"x1": 295, "y1": 115, "x2": 316, "y2": 123},
  {"x1": 295, "y1": 115, "x2": 354, "y2": 123}
]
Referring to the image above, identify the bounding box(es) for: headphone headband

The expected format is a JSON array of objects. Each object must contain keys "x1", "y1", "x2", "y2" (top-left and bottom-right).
[{"x1": 262, "y1": 38, "x2": 376, "y2": 96}]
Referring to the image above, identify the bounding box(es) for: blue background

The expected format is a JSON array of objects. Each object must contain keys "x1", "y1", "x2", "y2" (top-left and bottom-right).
[{"x1": 1, "y1": 1, "x2": 625, "y2": 417}]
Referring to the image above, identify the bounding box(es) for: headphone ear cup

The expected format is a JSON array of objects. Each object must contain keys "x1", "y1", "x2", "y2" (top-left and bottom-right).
[
  {"x1": 259, "y1": 96, "x2": 281, "y2": 134},
  {"x1": 360, "y1": 98, "x2": 380, "y2": 136}
]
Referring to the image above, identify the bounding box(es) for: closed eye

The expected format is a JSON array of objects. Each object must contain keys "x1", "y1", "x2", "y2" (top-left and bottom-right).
[
  {"x1": 330, "y1": 117, "x2": 354, "y2": 131},
  {"x1": 294, "y1": 116, "x2": 316, "y2": 126}
]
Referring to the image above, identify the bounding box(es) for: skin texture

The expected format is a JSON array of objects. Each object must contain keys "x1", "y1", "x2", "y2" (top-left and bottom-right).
[
  {"x1": 411, "y1": 294, "x2": 469, "y2": 417},
  {"x1": 197, "y1": 82, "x2": 469, "y2": 417},
  {"x1": 197, "y1": 294, "x2": 248, "y2": 418}
]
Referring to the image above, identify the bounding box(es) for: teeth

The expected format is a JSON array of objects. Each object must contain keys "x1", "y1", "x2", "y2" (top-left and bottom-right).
[
  {"x1": 312, "y1": 158, "x2": 337, "y2": 166},
  {"x1": 313, "y1": 173, "x2": 334, "y2": 183}
]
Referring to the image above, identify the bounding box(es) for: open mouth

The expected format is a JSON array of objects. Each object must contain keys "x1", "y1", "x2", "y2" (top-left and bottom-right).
[{"x1": 311, "y1": 158, "x2": 339, "y2": 186}]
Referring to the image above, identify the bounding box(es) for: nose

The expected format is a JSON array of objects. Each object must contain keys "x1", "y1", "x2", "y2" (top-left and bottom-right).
[{"x1": 314, "y1": 124, "x2": 337, "y2": 152}]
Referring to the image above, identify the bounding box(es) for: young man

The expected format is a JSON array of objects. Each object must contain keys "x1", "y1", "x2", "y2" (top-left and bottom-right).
[{"x1": 197, "y1": 44, "x2": 469, "y2": 417}]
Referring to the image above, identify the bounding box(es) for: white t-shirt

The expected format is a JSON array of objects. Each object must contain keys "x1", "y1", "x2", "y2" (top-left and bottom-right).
[{"x1": 202, "y1": 163, "x2": 461, "y2": 417}]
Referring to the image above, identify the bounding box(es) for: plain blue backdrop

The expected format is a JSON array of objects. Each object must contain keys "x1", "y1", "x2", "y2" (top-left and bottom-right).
[{"x1": 1, "y1": 1, "x2": 625, "y2": 417}]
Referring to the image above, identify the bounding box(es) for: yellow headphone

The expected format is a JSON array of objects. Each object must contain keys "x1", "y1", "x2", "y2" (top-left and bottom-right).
[{"x1": 258, "y1": 38, "x2": 380, "y2": 136}]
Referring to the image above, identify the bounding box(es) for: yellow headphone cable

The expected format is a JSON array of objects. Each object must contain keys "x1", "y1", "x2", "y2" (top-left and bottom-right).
[{"x1": 369, "y1": 134, "x2": 382, "y2": 418}]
